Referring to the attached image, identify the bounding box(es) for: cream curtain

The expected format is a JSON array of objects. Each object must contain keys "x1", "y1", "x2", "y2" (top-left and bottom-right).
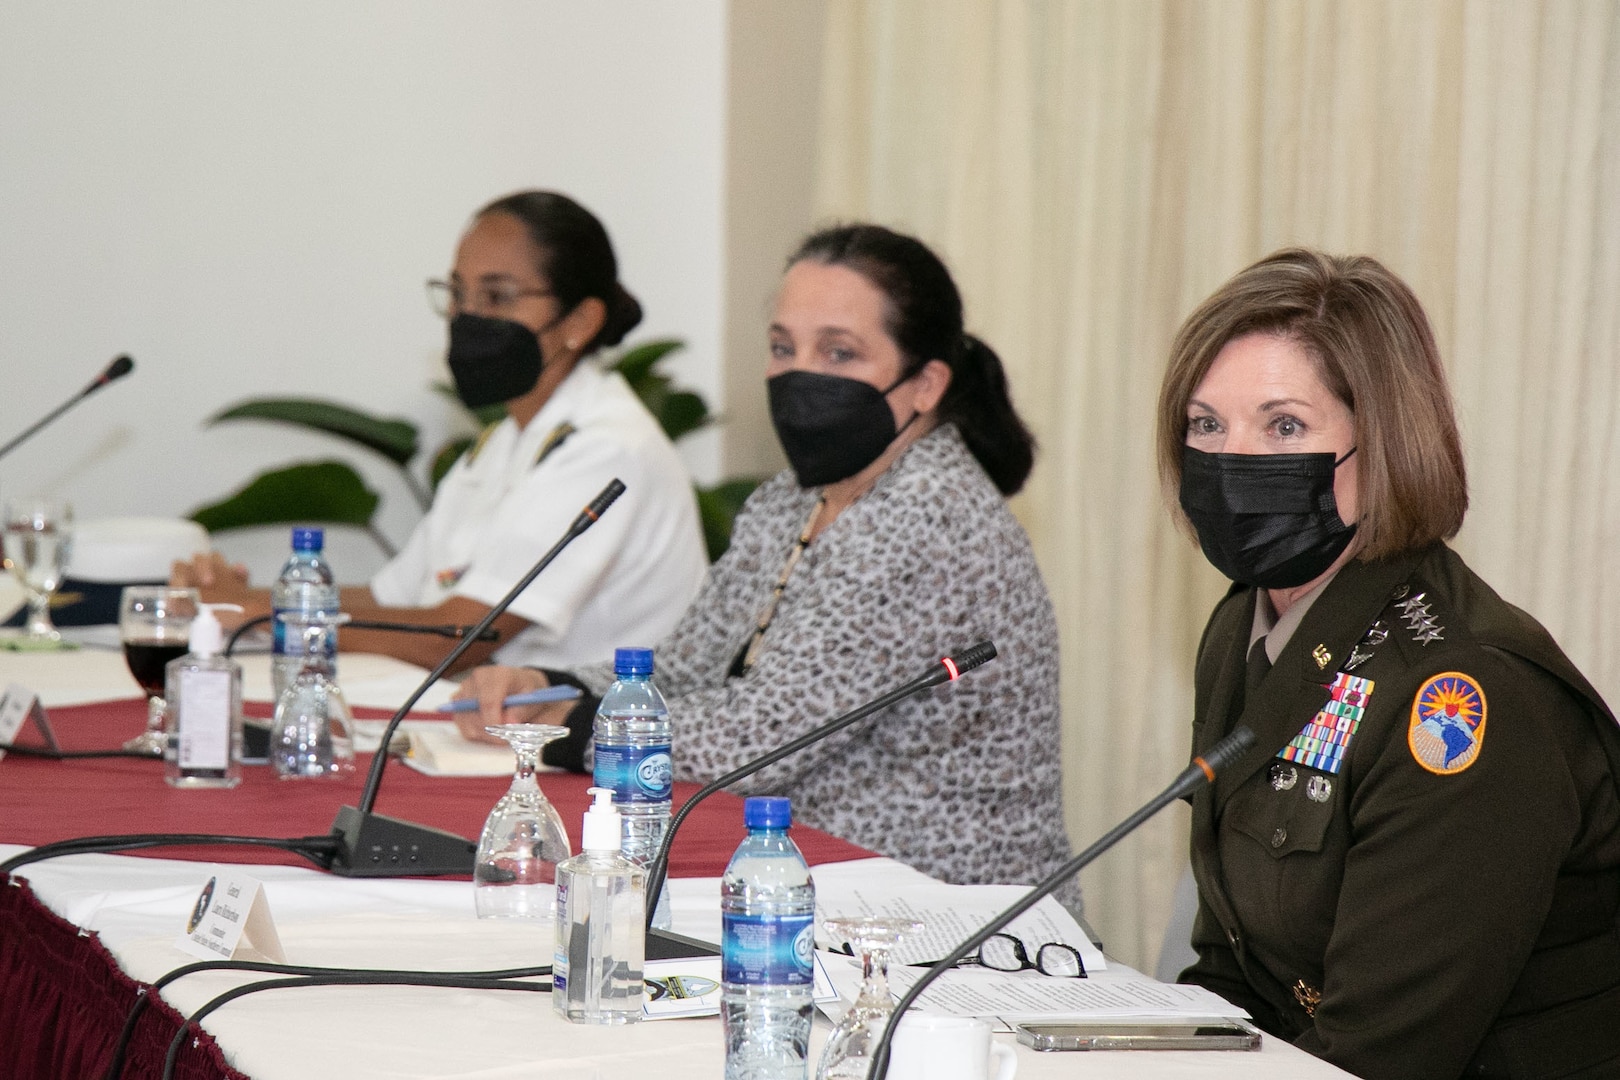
[{"x1": 813, "y1": 0, "x2": 1620, "y2": 970}]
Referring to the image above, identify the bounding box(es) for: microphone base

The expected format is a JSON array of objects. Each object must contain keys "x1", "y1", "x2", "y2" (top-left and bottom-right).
[
  {"x1": 646, "y1": 927, "x2": 720, "y2": 960},
  {"x1": 325, "y1": 806, "x2": 478, "y2": 878}
]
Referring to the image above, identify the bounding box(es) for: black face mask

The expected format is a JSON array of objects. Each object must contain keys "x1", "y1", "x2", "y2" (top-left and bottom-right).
[
  {"x1": 1179, "y1": 445, "x2": 1358, "y2": 589},
  {"x1": 767, "y1": 369, "x2": 917, "y2": 487},
  {"x1": 447, "y1": 313, "x2": 546, "y2": 409}
]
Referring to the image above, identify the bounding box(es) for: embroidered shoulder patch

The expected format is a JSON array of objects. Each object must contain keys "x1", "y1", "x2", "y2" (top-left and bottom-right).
[
  {"x1": 1408, "y1": 672, "x2": 1487, "y2": 775},
  {"x1": 1277, "y1": 672, "x2": 1374, "y2": 776}
]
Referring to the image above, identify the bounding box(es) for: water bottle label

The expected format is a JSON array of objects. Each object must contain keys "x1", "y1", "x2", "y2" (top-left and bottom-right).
[
  {"x1": 593, "y1": 742, "x2": 672, "y2": 803},
  {"x1": 271, "y1": 608, "x2": 339, "y2": 658},
  {"x1": 721, "y1": 912, "x2": 814, "y2": 986}
]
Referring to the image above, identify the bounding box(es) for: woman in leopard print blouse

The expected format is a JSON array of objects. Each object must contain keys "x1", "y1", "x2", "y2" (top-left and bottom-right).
[{"x1": 457, "y1": 224, "x2": 1074, "y2": 897}]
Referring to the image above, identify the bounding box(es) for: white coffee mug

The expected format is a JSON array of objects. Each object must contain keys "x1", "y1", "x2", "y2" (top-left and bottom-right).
[{"x1": 889, "y1": 1013, "x2": 1018, "y2": 1080}]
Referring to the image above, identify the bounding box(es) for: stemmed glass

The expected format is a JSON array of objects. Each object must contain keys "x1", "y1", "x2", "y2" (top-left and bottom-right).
[
  {"x1": 3, "y1": 498, "x2": 74, "y2": 647},
  {"x1": 475, "y1": 724, "x2": 572, "y2": 919},
  {"x1": 270, "y1": 613, "x2": 356, "y2": 779},
  {"x1": 816, "y1": 916, "x2": 924, "y2": 1080},
  {"x1": 118, "y1": 586, "x2": 200, "y2": 755}
]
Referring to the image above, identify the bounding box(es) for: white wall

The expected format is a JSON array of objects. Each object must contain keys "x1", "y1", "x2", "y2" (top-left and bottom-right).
[{"x1": 0, "y1": 1, "x2": 726, "y2": 583}]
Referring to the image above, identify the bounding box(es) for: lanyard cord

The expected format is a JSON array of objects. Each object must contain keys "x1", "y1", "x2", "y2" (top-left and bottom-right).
[{"x1": 735, "y1": 494, "x2": 825, "y2": 677}]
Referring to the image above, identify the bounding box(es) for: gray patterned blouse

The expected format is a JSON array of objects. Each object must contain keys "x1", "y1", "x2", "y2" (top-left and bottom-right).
[{"x1": 576, "y1": 424, "x2": 1075, "y2": 897}]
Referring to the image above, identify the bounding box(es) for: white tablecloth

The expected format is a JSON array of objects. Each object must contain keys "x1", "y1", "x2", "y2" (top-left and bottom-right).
[{"x1": 4, "y1": 846, "x2": 1354, "y2": 1079}]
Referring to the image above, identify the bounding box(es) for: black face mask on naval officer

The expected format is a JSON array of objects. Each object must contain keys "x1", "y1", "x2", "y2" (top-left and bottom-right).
[
  {"x1": 446, "y1": 312, "x2": 557, "y2": 410},
  {"x1": 766, "y1": 369, "x2": 920, "y2": 488},
  {"x1": 1179, "y1": 444, "x2": 1359, "y2": 590}
]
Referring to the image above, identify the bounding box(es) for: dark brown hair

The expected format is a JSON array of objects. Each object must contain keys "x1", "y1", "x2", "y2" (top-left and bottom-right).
[{"x1": 1156, "y1": 248, "x2": 1466, "y2": 559}]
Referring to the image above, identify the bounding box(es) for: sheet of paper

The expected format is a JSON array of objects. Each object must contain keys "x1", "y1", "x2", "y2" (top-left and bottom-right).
[
  {"x1": 881, "y1": 962, "x2": 1248, "y2": 1023},
  {"x1": 814, "y1": 880, "x2": 1106, "y2": 972}
]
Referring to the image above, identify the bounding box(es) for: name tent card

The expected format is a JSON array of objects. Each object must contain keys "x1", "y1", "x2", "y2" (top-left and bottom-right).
[
  {"x1": 175, "y1": 867, "x2": 286, "y2": 962},
  {"x1": 0, "y1": 682, "x2": 58, "y2": 761}
]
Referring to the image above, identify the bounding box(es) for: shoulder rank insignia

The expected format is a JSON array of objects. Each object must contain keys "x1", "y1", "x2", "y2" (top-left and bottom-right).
[
  {"x1": 533, "y1": 422, "x2": 577, "y2": 468},
  {"x1": 462, "y1": 421, "x2": 501, "y2": 467},
  {"x1": 1408, "y1": 672, "x2": 1487, "y2": 775},
  {"x1": 1396, "y1": 591, "x2": 1445, "y2": 645},
  {"x1": 1277, "y1": 672, "x2": 1374, "y2": 776}
]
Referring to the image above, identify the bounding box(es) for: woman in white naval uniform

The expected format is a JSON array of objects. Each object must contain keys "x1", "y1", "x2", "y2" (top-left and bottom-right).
[{"x1": 176, "y1": 191, "x2": 707, "y2": 673}]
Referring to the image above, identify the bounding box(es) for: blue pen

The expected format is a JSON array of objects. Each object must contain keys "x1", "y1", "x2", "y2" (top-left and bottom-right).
[{"x1": 437, "y1": 685, "x2": 583, "y2": 713}]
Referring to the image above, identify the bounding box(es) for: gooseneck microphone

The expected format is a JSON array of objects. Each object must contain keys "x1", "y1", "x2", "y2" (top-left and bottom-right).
[
  {"x1": 642, "y1": 641, "x2": 998, "y2": 938},
  {"x1": 0, "y1": 479, "x2": 625, "y2": 882},
  {"x1": 325, "y1": 478, "x2": 625, "y2": 877},
  {"x1": 863, "y1": 725, "x2": 1259, "y2": 1080},
  {"x1": 0, "y1": 354, "x2": 135, "y2": 462}
]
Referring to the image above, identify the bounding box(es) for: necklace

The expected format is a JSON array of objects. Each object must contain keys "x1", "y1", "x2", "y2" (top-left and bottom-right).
[{"x1": 733, "y1": 494, "x2": 826, "y2": 677}]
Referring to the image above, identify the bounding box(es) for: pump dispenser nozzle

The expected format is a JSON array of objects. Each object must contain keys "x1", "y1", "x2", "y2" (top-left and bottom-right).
[
  {"x1": 582, "y1": 786, "x2": 622, "y2": 852},
  {"x1": 188, "y1": 603, "x2": 244, "y2": 658}
]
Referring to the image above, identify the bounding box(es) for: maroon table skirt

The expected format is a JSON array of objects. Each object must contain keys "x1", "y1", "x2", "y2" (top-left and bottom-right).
[
  {"x1": 0, "y1": 698, "x2": 873, "y2": 873},
  {"x1": 0, "y1": 697, "x2": 874, "y2": 1080}
]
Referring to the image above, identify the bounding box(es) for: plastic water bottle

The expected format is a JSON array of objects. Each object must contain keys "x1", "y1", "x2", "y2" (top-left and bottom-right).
[
  {"x1": 553, "y1": 787, "x2": 646, "y2": 1024},
  {"x1": 721, "y1": 796, "x2": 816, "y2": 1080},
  {"x1": 592, "y1": 647, "x2": 673, "y2": 927},
  {"x1": 270, "y1": 527, "x2": 339, "y2": 705}
]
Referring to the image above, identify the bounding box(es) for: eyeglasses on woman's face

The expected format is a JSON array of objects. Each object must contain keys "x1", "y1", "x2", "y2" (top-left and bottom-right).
[{"x1": 426, "y1": 277, "x2": 555, "y2": 320}]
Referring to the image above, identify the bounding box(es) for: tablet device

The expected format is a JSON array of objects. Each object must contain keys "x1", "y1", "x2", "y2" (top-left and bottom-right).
[{"x1": 1013, "y1": 1019, "x2": 1262, "y2": 1051}]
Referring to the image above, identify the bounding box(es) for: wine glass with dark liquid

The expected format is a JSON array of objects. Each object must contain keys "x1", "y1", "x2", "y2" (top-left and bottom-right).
[{"x1": 119, "y1": 586, "x2": 199, "y2": 755}]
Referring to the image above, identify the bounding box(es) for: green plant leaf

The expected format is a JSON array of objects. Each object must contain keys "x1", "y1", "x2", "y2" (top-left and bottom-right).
[
  {"x1": 695, "y1": 478, "x2": 764, "y2": 562},
  {"x1": 210, "y1": 399, "x2": 419, "y2": 467},
  {"x1": 431, "y1": 436, "x2": 475, "y2": 492},
  {"x1": 657, "y1": 391, "x2": 711, "y2": 442},
  {"x1": 611, "y1": 338, "x2": 686, "y2": 386},
  {"x1": 189, "y1": 461, "x2": 381, "y2": 532}
]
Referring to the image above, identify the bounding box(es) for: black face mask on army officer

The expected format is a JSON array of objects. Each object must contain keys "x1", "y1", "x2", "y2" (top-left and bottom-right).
[
  {"x1": 447, "y1": 312, "x2": 550, "y2": 409},
  {"x1": 1179, "y1": 445, "x2": 1358, "y2": 590}
]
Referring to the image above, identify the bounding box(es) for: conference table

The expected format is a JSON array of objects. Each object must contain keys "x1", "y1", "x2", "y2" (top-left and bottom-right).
[{"x1": 0, "y1": 646, "x2": 1354, "y2": 1079}]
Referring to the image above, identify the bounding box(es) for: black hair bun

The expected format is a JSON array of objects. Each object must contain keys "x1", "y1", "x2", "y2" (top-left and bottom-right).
[{"x1": 595, "y1": 283, "x2": 643, "y2": 349}]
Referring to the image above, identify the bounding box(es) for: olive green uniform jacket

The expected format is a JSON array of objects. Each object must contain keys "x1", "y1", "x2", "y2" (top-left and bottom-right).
[{"x1": 1181, "y1": 545, "x2": 1620, "y2": 1080}]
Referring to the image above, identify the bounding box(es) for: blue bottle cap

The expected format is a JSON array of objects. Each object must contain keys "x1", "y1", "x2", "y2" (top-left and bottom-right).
[
  {"x1": 613, "y1": 647, "x2": 654, "y2": 676},
  {"x1": 291, "y1": 527, "x2": 325, "y2": 552},
  {"x1": 743, "y1": 796, "x2": 792, "y2": 830}
]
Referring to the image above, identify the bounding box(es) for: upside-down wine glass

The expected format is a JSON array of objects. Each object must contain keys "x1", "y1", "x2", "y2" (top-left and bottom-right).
[
  {"x1": 118, "y1": 586, "x2": 200, "y2": 754},
  {"x1": 270, "y1": 612, "x2": 356, "y2": 779},
  {"x1": 3, "y1": 497, "x2": 74, "y2": 647},
  {"x1": 816, "y1": 915, "x2": 925, "y2": 1080},
  {"x1": 474, "y1": 723, "x2": 572, "y2": 919}
]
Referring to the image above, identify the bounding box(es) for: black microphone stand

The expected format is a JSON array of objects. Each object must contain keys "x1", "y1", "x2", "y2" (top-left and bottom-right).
[
  {"x1": 0, "y1": 354, "x2": 134, "y2": 462},
  {"x1": 639, "y1": 641, "x2": 998, "y2": 960},
  {"x1": 325, "y1": 479, "x2": 625, "y2": 877},
  {"x1": 862, "y1": 725, "x2": 1259, "y2": 1080}
]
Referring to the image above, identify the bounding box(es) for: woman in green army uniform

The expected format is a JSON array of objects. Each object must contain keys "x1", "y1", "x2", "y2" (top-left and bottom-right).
[{"x1": 1158, "y1": 248, "x2": 1620, "y2": 1080}]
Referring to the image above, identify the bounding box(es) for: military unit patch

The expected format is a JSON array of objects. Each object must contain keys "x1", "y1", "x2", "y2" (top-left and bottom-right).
[
  {"x1": 1277, "y1": 672, "x2": 1375, "y2": 776},
  {"x1": 1408, "y1": 671, "x2": 1487, "y2": 775}
]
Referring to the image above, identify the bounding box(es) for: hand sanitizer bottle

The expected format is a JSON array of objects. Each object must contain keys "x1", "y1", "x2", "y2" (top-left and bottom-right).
[
  {"x1": 164, "y1": 603, "x2": 244, "y2": 789},
  {"x1": 553, "y1": 786, "x2": 646, "y2": 1024}
]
